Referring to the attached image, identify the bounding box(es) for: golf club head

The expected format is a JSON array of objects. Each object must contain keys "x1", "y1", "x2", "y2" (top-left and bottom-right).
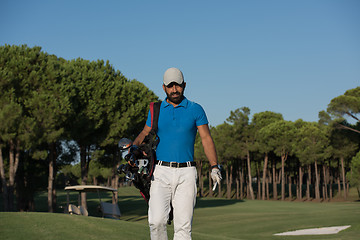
[
  {"x1": 117, "y1": 164, "x2": 127, "y2": 174},
  {"x1": 118, "y1": 138, "x2": 133, "y2": 151},
  {"x1": 118, "y1": 138, "x2": 133, "y2": 160},
  {"x1": 125, "y1": 172, "x2": 135, "y2": 181}
]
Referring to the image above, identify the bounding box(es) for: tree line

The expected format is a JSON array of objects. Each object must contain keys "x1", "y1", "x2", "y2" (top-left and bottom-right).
[
  {"x1": 195, "y1": 86, "x2": 360, "y2": 202},
  {"x1": 1, "y1": 44, "x2": 359, "y2": 213},
  {"x1": 0, "y1": 44, "x2": 158, "y2": 212}
]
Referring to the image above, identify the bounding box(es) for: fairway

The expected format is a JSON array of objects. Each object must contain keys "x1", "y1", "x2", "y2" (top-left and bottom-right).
[
  {"x1": 1, "y1": 187, "x2": 359, "y2": 240},
  {"x1": 192, "y1": 199, "x2": 360, "y2": 239}
]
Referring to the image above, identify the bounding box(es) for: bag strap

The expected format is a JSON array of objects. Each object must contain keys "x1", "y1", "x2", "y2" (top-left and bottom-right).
[
  {"x1": 149, "y1": 102, "x2": 155, "y2": 129},
  {"x1": 151, "y1": 101, "x2": 161, "y2": 133},
  {"x1": 144, "y1": 101, "x2": 161, "y2": 181}
]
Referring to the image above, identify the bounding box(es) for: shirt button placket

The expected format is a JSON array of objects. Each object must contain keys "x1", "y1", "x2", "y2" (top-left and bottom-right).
[{"x1": 172, "y1": 107, "x2": 176, "y2": 126}]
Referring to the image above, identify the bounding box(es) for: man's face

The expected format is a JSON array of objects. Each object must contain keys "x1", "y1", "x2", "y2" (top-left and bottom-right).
[{"x1": 163, "y1": 82, "x2": 186, "y2": 105}]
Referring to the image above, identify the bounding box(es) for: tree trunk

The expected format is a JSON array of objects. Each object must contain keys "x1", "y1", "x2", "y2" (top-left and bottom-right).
[
  {"x1": 277, "y1": 169, "x2": 282, "y2": 183},
  {"x1": 236, "y1": 177, "x2": 239, "y2": 200},
  {"x1": 200, "y1": 170, "x2": 204, "y2": 197},
  {"x1": 306, "y1": 165, "x2": 311, "y2": 200},
  {"x1": 262, "y1": 153, "x2": 268, "y2": 200},
  {"x1": 107, "y1": 177, "x2": 111, "y2": 186},
  {"x1": 9, "y1": 141, "x2": 15, "y2": 211},
  {"x1": 240, "y1": 163, "x2": 244, "y2": 199},
  {"x1": 257, "y1": 165, "x2": 261, "y2": 199},
  {"x1": 337, "y1": 176, "x2": 341, "y2": 197},
  {"x1": 323, "y1": 164, "x2": 328, "y2": 201},
  {"x1": 340, "y1": 157, "x2": 346, "y2": 200},
  {"x1": 16, "y1": 160, "x2": 27, "y2": 212},
  {"x1": 228, "y1": 165, "x2": 233, "y2": 199},
  {"x1": 111, "y1": 148, "x2": 119, "y2": 190},
  {"x1": 281, "y1": 152, "x2": 287, "y2": 201},
  {"x1": 266, "y1": 171, "x2": 270, "y2": 200},
  {"x1": 114, "y1": 169, "x2": 119, "y2": 189},
  {"x1": 8, "y1": 139, "x2": 20, "y2": 211},
  {"x1": 246, "y1": 151, "x2": 254, "y2": 200},
  {"x1": 48, "y1": 142, "x2": 57, "y2": 212},
  {"x1": 80, "y1": 145, "x2": 89, "y2": 208},
  {"x1": 288, "y1": 175, "x2": 292, "y2": 201},
  {"x1": 298, "y1": 165, "x2": 303, "y2": 201},
  {"x1": 329, "y1": 168, "x2": 333, "y2": 200},
  {"x1": 272, "y1": 159, "x2": 277, "y2": 200},
  {"x1": 0, "y1": 148, "x2": 9, "y2": 211},
  {"x1": 235, "y1": 161, "x2": 239, "y2": 199},
  {"x1": 218, "y1": 179, "x2": 222, "y2": 198},
  {"x1": 47, "y1": 154, "x2": 55, "y2": 212},
  {"x1": 314, "y1": 160, "x2": 320, "y2": 201},
  {"x1": 225, "y1": 166, "x2": 230, "y2": 199}
]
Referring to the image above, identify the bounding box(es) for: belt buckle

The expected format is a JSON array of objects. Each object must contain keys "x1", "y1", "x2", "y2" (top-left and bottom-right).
[{"x1": 170, "y1": 162, "x2": 178, "y2": 168}]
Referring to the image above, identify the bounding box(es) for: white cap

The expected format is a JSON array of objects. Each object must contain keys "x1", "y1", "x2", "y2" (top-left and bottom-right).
[{"x1": 163, "y1": 67, "x2": 184, "y2": 86}]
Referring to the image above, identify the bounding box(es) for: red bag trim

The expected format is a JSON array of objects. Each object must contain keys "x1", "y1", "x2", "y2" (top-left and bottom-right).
[{"x1": 149, "y1": 102, "x2": 154, "y2": 129}]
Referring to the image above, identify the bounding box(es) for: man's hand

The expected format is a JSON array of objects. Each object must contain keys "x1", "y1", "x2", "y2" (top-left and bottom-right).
[{"x1": 211, "y1": 168, "x2": 222, "y2": 190}]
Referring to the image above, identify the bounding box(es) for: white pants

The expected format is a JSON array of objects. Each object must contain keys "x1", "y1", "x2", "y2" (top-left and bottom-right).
[{"x1": 148, "y1": 165, "x2": 197, "y2": 240}]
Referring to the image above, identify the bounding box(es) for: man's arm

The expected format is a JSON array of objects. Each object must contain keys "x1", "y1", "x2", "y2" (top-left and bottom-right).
[
  {"x1": 133, "y1": 125, "x2": 152, "y2": 146},
  {"x1": 197, "y1": 124, "x2": 218, "y2": 168},
  {"x1": 198, "y1": 124, "x2": 222, "y2": 189}
]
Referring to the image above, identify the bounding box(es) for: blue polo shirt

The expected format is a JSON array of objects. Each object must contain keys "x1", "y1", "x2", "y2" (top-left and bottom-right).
[{"x1": 146, "y1": 97, "x2": 208, "y2": 163}]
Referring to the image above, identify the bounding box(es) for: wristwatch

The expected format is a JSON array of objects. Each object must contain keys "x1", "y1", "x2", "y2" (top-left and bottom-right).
[{"x1": 211, "y1": 164, "x2": 219, "y2": 169}]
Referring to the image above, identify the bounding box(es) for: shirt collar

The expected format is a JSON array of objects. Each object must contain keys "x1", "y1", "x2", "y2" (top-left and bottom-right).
[{"x1": 163, "y1": 96, "x2": 188, "y2": 108}]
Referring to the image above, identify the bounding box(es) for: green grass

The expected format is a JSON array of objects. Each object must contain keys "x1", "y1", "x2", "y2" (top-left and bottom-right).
[
  {"x1": 1, "y1": 187, "x2": 360, "y2": 240},
  {"x1": 193, "y1": 199, "x2": 360, "y2": 239}
]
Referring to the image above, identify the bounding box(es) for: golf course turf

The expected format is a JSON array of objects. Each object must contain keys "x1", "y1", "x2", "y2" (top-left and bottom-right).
[{"x1": 1, "y1": 186, "x2": 359, "y2": 240}]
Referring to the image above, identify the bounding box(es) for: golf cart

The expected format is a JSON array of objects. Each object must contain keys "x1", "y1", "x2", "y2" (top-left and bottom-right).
[{"x1": 64, "y1": 185, "x2": 121, "y2": 219}]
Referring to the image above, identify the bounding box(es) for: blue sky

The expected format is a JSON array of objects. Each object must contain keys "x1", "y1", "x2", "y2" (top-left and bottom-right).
[{"x1": 1, "y1": 0, "x2": 359, "y2": 127}]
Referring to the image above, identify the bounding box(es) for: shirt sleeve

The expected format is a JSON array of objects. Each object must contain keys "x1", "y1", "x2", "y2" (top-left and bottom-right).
[{"x1": 194, "y1": 103, "x2": 209, "y2": 126}]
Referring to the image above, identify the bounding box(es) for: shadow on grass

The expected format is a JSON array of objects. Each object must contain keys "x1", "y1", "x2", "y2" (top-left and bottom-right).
[
  {"x1": 1, "y1": 187, "x2": 242, "y2": 222},
  {"x1": 195, "y1": 197, "x2": 242, "y2": 209},
  {"x1": 117, "y1": 194, "x2": 242, "y2": 222},
  {"x1": 118, "y1": 195, "x2": 148, "y2": 221}
]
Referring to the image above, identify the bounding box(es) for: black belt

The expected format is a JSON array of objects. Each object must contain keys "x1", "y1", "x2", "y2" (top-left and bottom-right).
[{"x1": 155, "y1": 160, "x2": 196, "y2": 168}]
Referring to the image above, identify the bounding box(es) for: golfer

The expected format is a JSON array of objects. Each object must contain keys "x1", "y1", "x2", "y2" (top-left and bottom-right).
[{"x1": 133, "y1": 67, "x2": 222, "y2": 240}]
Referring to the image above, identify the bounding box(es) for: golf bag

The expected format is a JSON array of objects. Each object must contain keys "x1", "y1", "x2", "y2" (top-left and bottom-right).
[
  {"x1": 117, "y1": 101, "x2": 161, "y2": 203},
  {"x1": 118, "y1": 101, "x2": 174, "y2": 224}
]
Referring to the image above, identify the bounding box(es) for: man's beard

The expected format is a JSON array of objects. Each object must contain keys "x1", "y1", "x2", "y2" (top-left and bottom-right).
[{"x1": 166, "y1": 91, "x2": 184, "y2": 105}]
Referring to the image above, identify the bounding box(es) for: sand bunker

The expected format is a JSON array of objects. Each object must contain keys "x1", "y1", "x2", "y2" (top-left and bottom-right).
[{"x1": 274, "y1": 225, "x2": 351, "y2": 236}]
